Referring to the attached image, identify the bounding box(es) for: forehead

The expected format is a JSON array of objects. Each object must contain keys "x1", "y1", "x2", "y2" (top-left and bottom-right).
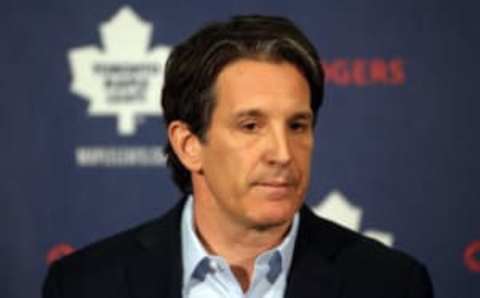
[{"x1": 213, "y1": 59, "x2": 311, "y2": 116}]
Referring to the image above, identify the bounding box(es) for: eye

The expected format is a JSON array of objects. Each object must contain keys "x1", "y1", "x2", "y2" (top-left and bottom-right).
[
  {"x1": 289, "y1": 121, "x2": 310, "y2": 133},
  {"x1": 240, "y1": 121, "x2": 258, "y2": 132}
]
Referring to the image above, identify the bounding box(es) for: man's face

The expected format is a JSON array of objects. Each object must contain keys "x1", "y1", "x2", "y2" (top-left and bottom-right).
[{"x1": 195, "y1": 58, "x2": 314, "y2": 229}]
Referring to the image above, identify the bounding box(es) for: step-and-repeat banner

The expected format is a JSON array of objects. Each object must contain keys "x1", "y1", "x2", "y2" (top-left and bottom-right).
[{"x1": 1, "y1": 1, "x2": 478, "y2": 297}]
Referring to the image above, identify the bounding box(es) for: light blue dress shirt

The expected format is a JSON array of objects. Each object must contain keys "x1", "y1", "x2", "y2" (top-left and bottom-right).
[{"x1": 181, "y1": 196, "x2": 299, "y2": 298}]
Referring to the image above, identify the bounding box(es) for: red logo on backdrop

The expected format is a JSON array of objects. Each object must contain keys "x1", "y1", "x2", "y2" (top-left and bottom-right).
[
  {"x1": 46, "y1": 243, "x2": 76, "y2": 265},
  {"x1": 464, "y1": 240, "x2": 480, "y2": 272},
  {"x1": 323, "y1": 58, "x2": 405, "y2": 87}
]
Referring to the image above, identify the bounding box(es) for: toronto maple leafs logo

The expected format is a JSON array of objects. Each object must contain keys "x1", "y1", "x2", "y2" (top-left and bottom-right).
[
  {"x1": 68, "y1": 6, "x2": 171, "y2": 136},
  {"x1": 312, "y1": 190, "x2": 395, "y2": 246}
]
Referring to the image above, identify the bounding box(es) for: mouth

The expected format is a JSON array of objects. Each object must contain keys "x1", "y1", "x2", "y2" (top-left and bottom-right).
[{"x1": 254, "y1": 181, "x2": 295, "y2": 198}]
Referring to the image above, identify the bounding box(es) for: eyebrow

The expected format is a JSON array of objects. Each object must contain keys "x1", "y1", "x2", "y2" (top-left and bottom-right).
[
  {"x1": 233, "y1": 109, "x2": 264, "y2": 119},
  {"x1": 233, "y1": 109, "x2": 313, "y2": 121},
  {"x1": 290, "y1": 111, "x2": 313, "y2": 121}
]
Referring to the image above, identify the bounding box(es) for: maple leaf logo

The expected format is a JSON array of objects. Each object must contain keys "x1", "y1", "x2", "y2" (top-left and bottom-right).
[
  {"x1": 68, "y1": 6, "x2": 171, "y2": 136},
  {"x1": 312, "y1": 190, "x2": 395, "y2": 246}
]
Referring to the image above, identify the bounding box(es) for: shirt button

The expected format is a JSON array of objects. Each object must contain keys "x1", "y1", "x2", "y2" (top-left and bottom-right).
[{"x1": 209, "y1": 260, "x2": 219, "y2": 271}]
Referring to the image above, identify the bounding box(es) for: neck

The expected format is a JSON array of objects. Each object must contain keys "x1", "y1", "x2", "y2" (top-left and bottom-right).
[{"x1": 192, "y1": 196, "x2": 292, "y2": 292}]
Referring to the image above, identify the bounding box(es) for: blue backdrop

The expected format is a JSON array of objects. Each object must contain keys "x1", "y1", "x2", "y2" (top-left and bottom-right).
[{"x1": 1, "y1": 1, "x2": 479, "y2": 297}]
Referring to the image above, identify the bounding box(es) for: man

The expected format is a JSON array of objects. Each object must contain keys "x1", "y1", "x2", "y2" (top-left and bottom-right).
[{"x1": 43, "y1": 15, "x2": 433, "y2": 298}]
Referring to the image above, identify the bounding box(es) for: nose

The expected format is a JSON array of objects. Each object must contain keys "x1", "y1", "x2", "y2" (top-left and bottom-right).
[{"x1": 265, "y1": 126, "x2": 292, "y2": 166}]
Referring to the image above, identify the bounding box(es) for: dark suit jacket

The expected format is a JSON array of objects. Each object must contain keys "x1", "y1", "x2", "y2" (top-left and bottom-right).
[{"x1": 43, "y1": 201, "x2": 433, "y2": 298}]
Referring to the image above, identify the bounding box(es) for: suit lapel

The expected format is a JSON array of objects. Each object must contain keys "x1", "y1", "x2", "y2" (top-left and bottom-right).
[
  {"x1": 126, "y1": 200, "x2": 186, "y2": 298},
  {"x1": 285, "y1": 254, "x2": 342, "y2": 298},
  {"x1": 285, "y1": 206, "x2": 346, "y2": 298},
  {"x1": 122, "y1": 202, "x2": 348, "y2": 298}
]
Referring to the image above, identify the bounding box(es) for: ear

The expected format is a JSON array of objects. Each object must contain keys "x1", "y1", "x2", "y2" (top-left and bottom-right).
[{"x1": 167, "y1": 120, "x2": 203, "y2": 172}]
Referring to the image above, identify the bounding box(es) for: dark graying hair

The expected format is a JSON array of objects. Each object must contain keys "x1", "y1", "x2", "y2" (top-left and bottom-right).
[{"x1": 161, "y1": 15, "x2": 325, "y2": 195}]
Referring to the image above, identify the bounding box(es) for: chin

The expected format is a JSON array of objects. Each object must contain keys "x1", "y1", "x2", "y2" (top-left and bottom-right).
[{"x1": 248, "y1": 201, "x2": 299, "y2": 229}]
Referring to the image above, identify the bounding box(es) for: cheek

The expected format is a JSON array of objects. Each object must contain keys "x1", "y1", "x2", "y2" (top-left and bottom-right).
[
  {"x1": 294, "y1": 140, "x2": 313, "y2": 163},
  {"x1": 203, "y1": 141, "x2": 252, "y2": 188},
  {"x1": 294, "y1": 143, "x2": 313, "y2": 182}
]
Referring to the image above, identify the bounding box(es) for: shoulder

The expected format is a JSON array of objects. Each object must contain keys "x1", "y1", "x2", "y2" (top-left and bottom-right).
[
  {"x1": 297, "y1": 206, "x2": 433, "y2": 296},
  {"x1": 56, "y1": 216, "x2": 167, "y2": 270},
  {"x1": 43, "y1": 201, "x2": 184, "y2": 297},
  {"x1": 299, "y1": 205, "x2": 422, "y2": 265}
]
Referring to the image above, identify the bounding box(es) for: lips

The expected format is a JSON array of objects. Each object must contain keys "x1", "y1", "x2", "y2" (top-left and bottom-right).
[
  {"x1": 254, "y1": 180, "x2": 295, "y2": 198},
  {"x1": 258, "y1": 181, "x2": 291, "y2": 187}
]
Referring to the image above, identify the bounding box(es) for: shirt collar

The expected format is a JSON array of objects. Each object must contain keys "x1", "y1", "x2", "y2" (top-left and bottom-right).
[
  {"x1": 181, "y1": 195, "x2": 300, "y2": 286},
  {"x1": 181, "y1": 195, "x2": 212, "y2": 286}
]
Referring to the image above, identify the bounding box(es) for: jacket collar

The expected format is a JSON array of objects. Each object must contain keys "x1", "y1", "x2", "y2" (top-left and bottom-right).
[
  {"x1": 127, "y1": 199, "x2": 186, "y2": 298},
  {"x1": 127, "y1": 201, "x2": 347, "y2": 298},
  {"x1": 284, "y1": 206, "x2": 350, "y2": 298}
]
